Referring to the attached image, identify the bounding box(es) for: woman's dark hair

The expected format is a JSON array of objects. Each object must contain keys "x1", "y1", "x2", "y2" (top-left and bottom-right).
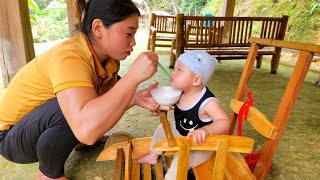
[{"x1": 76, "y1": 0, "x2": 140, "y2": 35}]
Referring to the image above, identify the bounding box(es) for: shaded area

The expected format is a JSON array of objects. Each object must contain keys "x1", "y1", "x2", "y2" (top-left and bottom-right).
[{"x1": 0, "y1": 30, "x2": 319, "y2": 179}]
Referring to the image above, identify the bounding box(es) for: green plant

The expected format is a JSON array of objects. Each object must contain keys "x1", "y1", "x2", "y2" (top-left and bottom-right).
[
  {"x1": 28, "y1": 0, "x2": 68, "y2": 42},
  {"x1": 309, "y1": 0, "x2": 320, "y2": 15},
  {"x1": 200, "y1": 0, "x2": 224, "y2": 16}
]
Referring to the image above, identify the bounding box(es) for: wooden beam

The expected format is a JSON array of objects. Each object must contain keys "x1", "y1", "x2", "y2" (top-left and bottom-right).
[
  {"x1": 222, "y1": 0, "x2": 236, "y2": 17},
  {"x1": 222, "y1": 0, "x2": 236, "y2": 43},
  {"x1": 228, "y1": 43, "x2": 260, "y2": 135},
  {"x1": 175, "y1": 13, "x2": 185, "y2": 62},
  {"x1": 67, "y1": 0, "x2": 80, "y2": 37},
  {"x1": 0, "y1": 0, "x2": 35, "y2": 87}
]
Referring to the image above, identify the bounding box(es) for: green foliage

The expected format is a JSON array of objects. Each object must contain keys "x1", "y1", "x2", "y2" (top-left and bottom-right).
[
  {"x1": 28, "y1": 0, "x2": 319, "y2": 44},
  {"x1": 28, "y1": 0, "x2": 40, "y2": 13},
  {"x1": 146, "y1": 0, "x2": 208, "y2": 15},
  {"x1": 200, "y1": 0, "x2": 224, "y2": 16},
  {"x1": 179, "y1": 0, "x2": 207, "y2": 15},
  {"x1": 173, "y1": 0, "x2": 320, "y2": 43},
  {"x1": 28, "y1": 0, "x2": 68, "y2": 42},
  {"x1": 245, "y1": 0, "x2": 320, "y2": 43},
  {"x1": 309, "y1": 0, "x2": 320, "y2": 15}
]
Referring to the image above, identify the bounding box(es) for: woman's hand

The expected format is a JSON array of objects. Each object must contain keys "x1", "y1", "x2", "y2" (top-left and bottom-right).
[
  {"x1": 127, "y1": 51, "x2": 159, "y2": 84},
  {"x1": 132, "y1": 82, "x2": 160, "y2": 111},
  {"x1": 131, "y1": 82, "x2": 175, "y2": 115},
  {"x1": 186, "y1": 128, "x2": 210, "y2": 145}
]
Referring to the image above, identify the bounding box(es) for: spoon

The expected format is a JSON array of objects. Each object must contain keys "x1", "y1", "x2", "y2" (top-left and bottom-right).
[{"x1": 158, "y1": 62, "x2": 171, "y2": 78}]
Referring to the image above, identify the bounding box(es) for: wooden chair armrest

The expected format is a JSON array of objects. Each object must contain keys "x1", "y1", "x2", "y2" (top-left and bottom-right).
[{"x1": 230, "y1": 99, "x2": 276, "y2": 139}]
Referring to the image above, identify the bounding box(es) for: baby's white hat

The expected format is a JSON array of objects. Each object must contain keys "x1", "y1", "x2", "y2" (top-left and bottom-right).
[{"x1": 178, "y1": 51, "x2": 218, "y2": 85}]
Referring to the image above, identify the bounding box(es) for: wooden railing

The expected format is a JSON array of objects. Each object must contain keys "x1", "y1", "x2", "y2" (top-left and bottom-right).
[
  {"x1": 147, "y1": 13, "x2": 176, "y2": 51},
  {"x1": 170, "y1": 14, "x2": 289, "y2": 74}
]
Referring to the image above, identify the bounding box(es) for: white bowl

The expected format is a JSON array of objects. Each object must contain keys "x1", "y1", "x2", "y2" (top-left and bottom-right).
[{"x1": 151, "y1": 86, "x2": 182, "y2": 108}]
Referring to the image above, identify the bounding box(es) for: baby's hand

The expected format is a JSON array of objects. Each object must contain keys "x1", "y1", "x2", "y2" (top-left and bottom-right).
[{"x1": 187, "y1": 128, "x2": 210, "y2": 145}]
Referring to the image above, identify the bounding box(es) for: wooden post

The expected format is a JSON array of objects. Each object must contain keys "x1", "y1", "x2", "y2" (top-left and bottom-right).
[
  {"x1": 221, "y1": 0, "x2": 235, "y2": 43},
  {"x1": 159, "y1": 111, "x2": 176, "y2": 146},
  {"x1": 270, "y1": 15, "x2": 289, "y2": 74},
  {"x1": 147, "y1": 13, "x2": 156, "y2": 50},
  {"x1": 0, "y1": 0, "x2": 35, "y2": 87},
  {"x1": 124, "y1": 142, "x2": 133, "y2": 180},
  {"x1": 169, "y1": 36, "x2": 176, "y2": 68},
  {"x1": 67, "y1": 0, "x2": 80, "y2": 37},
  {"x1": 213, "y1": 138, "x2": 230, "y2": 180},
  {"x1": 114, "y1": 148, "x2": 124, "y2": 180},
  {"x1": 175, "y1": 13, "x2": 185, "y2": 63},
  {"x1": 176, "y1": 139, "x2": 190, "y2": 180},
  {"x1": 228, "y1": 43, "x2": 260, "y2": 135},
  {"x1": 150, "y1": 28, "x2": 156, "y2": 52},
  {"x1": 256, "y1": 55, "x2": 263, "y2": 68}
]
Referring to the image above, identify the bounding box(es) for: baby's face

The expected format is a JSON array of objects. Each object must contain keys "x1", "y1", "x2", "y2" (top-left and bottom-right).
[{"x1": 170, "y1": 60, "x2": 197, "y2": 91}]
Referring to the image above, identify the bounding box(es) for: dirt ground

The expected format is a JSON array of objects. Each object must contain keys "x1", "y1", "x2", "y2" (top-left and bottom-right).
[{"x1": 0, "y1": 29, "x2": 319, "y2": 179}]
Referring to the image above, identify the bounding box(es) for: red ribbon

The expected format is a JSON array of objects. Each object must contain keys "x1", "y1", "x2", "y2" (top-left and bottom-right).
[
  {"x1": 238, "y1": 92, "x2": 272, "y2": 172},
  {"x1": 238, "y1": 91, "x2": 253, "y2": 136},
  {"x1": 244, "y1": 152, "x2": 261, "y2": 172}
]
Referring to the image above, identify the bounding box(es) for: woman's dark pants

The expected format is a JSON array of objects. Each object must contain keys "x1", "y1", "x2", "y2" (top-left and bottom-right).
[{"x1": 0, "y1": 98, "x2": 79, "y2": 178}]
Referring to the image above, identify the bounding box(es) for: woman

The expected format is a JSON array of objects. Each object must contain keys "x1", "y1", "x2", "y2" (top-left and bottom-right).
[{"x1": 0, "y1": 0, "x2": 160, "y2": 179}]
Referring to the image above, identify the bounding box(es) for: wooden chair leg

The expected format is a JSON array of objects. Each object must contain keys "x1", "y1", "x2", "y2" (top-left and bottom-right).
[
  {"x1": 270, "y1": 47, "x2": 282, "y2": 74},
  {"x1": 155, "y1": 160, "x2": 164, "y2": 180},
  {"x1": 114, "y1": 148, "x2": 124, "y2": 180},
  {"x1": 132, "y1": 162, "x2": 140, "y2": 180},
  {"x1": 176, "y1": 139, "x2": 191, "y2": 180},
  {"x1": 147, "y1": 34, "x2": 151, "y2": 50},
  {"x1": 213, "y1": 138, "x2": 229, "y2": 180},
  {"x1": 256, "y1": 55, "x2": 263, "y2": 68},
  {"x1": 315, "y1": 72, "x2": 320, "y2": 85},
  {"x1": 125, "y1": 142, "x2": 133, "y2": 180},
  {"x1": 150, "y1": 31, "x2": 156, "y2": 52},
  {"x1": 143, "y1": 164, "x2": 152, "y2": 180}
]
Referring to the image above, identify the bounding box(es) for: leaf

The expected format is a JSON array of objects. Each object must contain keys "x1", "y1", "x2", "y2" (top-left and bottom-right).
[
  {"x1": 28, "y1": 0, "x2": 39, "y2": 13},
  {"x1": 30, "y1": 15, "x2": 37, "y2": 22},
  {"x1": 310, "y1": 4, "x2": 320, "y2": 15}
]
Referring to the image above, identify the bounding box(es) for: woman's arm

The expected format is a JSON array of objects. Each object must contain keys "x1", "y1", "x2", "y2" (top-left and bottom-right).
[{"x1": 57, "y1": 52, "x2": 158, "y2": 145}]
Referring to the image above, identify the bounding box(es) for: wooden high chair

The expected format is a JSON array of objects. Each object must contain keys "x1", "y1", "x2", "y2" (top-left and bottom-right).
[
  {"x1": 96, "y1": 37, "x2": 319, "y2": 179},
  {"x1": 96, "y1": 113, "x2": 255, "y2": 180}
]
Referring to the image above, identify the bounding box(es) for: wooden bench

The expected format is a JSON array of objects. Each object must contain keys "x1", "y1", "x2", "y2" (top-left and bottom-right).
[
  {"x1": 170, "y1": 14, "x2": 289, "y2": 74},
  {"x1": 147, "y1": 13, "x2": 176, "y2": 52}
]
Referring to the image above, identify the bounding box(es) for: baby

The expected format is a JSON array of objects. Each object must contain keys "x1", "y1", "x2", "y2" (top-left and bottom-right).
[{"x1": 136, "y1": 51, "x2": 229, "y2": 179}]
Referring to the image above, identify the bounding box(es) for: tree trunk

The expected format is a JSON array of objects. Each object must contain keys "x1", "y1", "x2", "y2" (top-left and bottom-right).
[{"x1": 171, "y1": 0, "x2": 177, "y2": 15}]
